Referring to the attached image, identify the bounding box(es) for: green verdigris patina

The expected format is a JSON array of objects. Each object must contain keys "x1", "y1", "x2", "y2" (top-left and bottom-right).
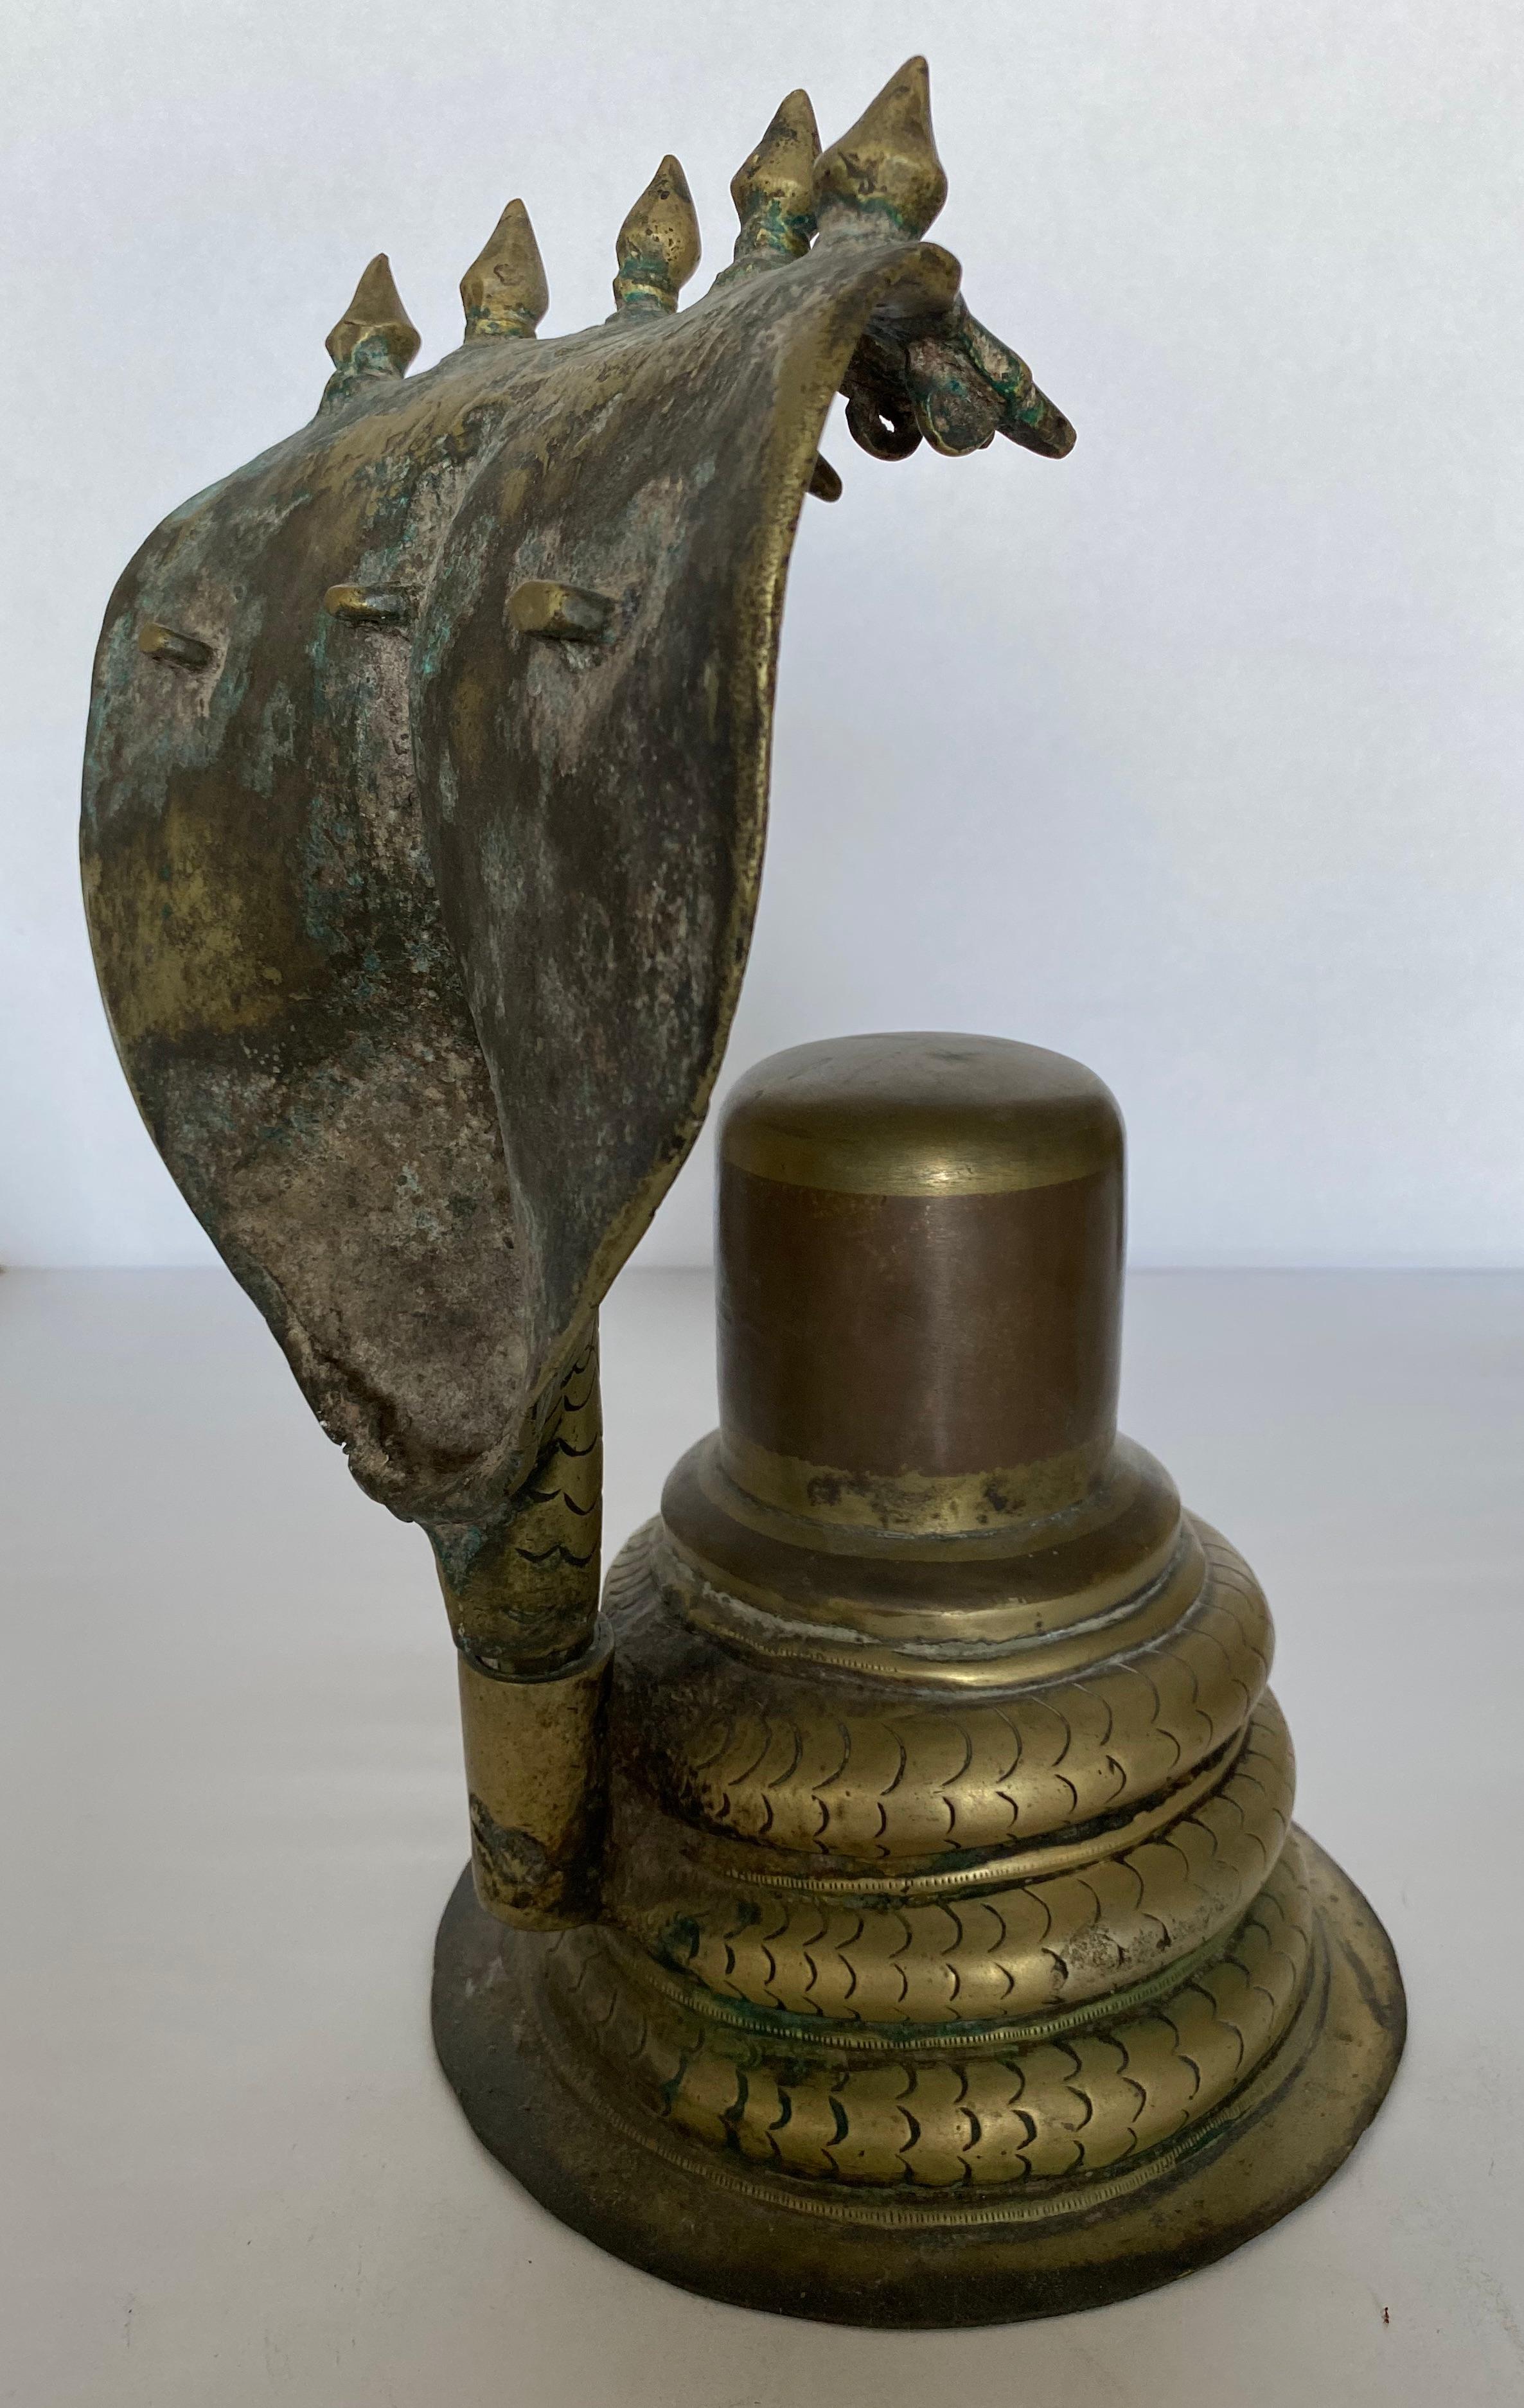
[
  {"x1": 80, "y1": 66, "x2": 1409, "y2": 2335},
  {"x1": 80, "y1": 56, "x2": 1073, "y2": 1879}
]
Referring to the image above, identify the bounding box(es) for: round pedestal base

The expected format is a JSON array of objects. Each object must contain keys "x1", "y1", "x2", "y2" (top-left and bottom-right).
[{"x1": 431, "y1": 1832, "x2": 1404, "y2": 2328}]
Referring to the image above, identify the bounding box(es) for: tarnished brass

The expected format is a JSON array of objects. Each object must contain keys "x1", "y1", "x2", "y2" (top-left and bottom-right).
[
  {"x1": 460, "y1": 197, "x2": 549, "y2": 342},
  {"x1": 81, "y1": 52, "x2": 1400, "y2": 2326},
  {"x1": 433, "y1": 1332, "x2": 602, "y2": 1681},
  {"x1": 430, "y1": 1036, "x2": 1403, "y2": 2320},
  {"x1": 136, "y1": 620, "x2": 212, "y2": 669},
  {"x1": 723, "y1": 87, "x2": 819, "y2": 276},
  {"x1": 815, "y1": 54, "x2": 948, "y2": 243},
  {"x1": 457, "y1": 1640, "x2": 610, "y2": 1927},
  {"x1": 320, "y1": 252, "x2": 420, "y2": 411},
  {"x1": 322, "y1": 583, "x2": 411, "y2": 627},
  {"x1": 506, "y1": 578, "x2": 617, "y2": 642},
  {"x1": 612, "y1": 154, "x2": 701, "y2": 317}
]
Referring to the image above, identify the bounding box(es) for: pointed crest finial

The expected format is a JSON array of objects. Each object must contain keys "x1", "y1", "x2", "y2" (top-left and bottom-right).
[
  {"x1": 461, "y1": 199, "x2": 549, "y2": 341},
  {"x1": 324, "y1": 254, "x2": 420, "y2": 374},
  {"x1": 320, "y1": 254, "x2": 420, "y2": 412},
  {"x1": 814, "y1": 55, "x2": 947, "y2": 242},
  {"x1": 612, "y1": 155, "x2": 700, "y2": 317},
  {"x1": 726, "y1": 88, "x2": 820, "y2": 271}
]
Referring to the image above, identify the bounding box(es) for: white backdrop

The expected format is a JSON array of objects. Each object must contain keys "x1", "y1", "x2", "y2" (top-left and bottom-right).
[{"x1": 3, "y1": 0, "x2": 1520, "y2": 1269}]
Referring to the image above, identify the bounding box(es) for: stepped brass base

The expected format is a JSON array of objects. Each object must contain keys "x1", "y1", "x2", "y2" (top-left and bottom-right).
[{"x1": 432, "y1": 1832, "x2": 1404, "y2": 2328}]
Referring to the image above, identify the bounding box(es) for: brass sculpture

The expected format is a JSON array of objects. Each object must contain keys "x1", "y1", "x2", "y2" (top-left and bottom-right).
[{"x1": 82, "y1": 57, "x2": 1402, "y2": 2324}]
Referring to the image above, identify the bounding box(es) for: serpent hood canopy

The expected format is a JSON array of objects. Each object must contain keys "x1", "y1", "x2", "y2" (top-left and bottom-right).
[{"x1": 80, "y1": 58, "x2": 1074, "y2": 1528}]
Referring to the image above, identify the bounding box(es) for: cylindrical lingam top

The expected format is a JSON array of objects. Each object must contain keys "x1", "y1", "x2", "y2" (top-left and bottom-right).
[{"x1": 715, "y1": 1032, "x2": 1124, "y2": 1537}]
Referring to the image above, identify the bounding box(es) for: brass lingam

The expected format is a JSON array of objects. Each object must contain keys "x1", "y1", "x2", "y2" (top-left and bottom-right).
[
  {"x1": 81, "y1": 57, "x2": 1402, "y2": 2326},
  {"x1": 434, "y1": 1033, "x2": 1403, "y2": 2321}
]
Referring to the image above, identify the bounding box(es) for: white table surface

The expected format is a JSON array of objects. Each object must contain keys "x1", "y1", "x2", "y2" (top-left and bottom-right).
[{"x1": 2, "y1": 1264, "x2": 1521, "y2": 2406}]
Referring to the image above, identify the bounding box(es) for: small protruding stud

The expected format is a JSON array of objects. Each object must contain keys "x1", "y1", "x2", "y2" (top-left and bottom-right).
[
  {"x1": 319, "y1": 254, "x2": 420, "y2": 412},
  {"x1": 815, "y1": 55, "x2": 947, "y2": 243},
  {"x1": 507, "y1": 580, "x2": 617, "y2": 644},
  {"x1": 138, "y1": 621, "x2": 213, "y2": 670},
  {"x1": 612, "y1": 156, "x2": 700, "y2": 317},
  {"x1": 461, "y1": 199, "x2": 549, "y2": 341},
  {"x1": 723, "y1": 89, "x2": 819, "y2": 275},
  {"x1": 808, "y1": 454, "x2": 842, "y2": 502},
  {"x1": 324, "y1": 585, "x2": 412, "y2": 628}
]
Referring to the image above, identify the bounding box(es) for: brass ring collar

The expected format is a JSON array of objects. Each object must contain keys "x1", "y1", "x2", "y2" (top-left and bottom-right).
[{"x1": 657, "y1": 1430, "x2": 1193, "y2": 1680}]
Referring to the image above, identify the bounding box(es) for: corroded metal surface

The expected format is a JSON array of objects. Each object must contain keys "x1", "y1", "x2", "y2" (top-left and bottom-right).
[
  {"x1": 434, "y1": 1833, "x2": 1402, "y2": 2324},
  {"x1": 458, "y1": 1636, "x2": 611, "y2": 1929},
  {"x1": 80, "y1": 55, "x2": 1076, "y2": 1941},
  {"x1": 81, "y1": 56, "x2": 1069, "y2": 1542},
  {"x1": 83, "y1": 51, "x2": 1402, "y2": 2326},
  {"x1": 433, "y1": 1030, "x2": 1403, "y2": 2318}
]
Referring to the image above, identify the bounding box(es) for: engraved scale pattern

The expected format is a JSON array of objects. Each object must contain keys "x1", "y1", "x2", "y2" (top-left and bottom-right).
[
  {"x1": 511, "y1": 1334, "x2": 600, "y2": 1573},
  {"x1": 619, "y1": 1697, "x2": 1293, "y2": 2021},
  {"x1": 545, "y1": 1839, "x2": 1312, "y2": 2188},
  {"x1": 605, "y1": 1519, "x2": 1272, "y2": 1861},
  {"x1": 583, "y1": 1506, "x2": 1315, "y2": 2209}
]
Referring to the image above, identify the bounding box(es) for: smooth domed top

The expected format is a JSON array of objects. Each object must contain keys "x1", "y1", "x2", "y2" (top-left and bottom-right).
[{"x1": 718, "y1": 1032, "x2": 1122, "y2": 1198}]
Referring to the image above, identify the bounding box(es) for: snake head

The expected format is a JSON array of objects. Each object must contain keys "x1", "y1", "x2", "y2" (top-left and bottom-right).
[{"x1": 811, "y1": 58, "x2": 1075, "y2": 465}]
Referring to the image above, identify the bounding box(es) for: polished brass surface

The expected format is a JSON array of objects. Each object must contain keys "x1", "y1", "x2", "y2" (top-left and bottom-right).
[
  {"x1": 716, "y1": 1036, "x2": 1124, "y2": 1540},
  {"x1": 82, "y1": 49, "x2": 1401, "y2": 2326},
  {"x1": 720, "y1": 1031, "x2": 1123, "y2": 1194}
]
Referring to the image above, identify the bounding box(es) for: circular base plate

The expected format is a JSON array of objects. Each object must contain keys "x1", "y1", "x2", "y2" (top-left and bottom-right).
[{"x1": 431, "y1": 1833, "x2": 1404, "y2": 2328}]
